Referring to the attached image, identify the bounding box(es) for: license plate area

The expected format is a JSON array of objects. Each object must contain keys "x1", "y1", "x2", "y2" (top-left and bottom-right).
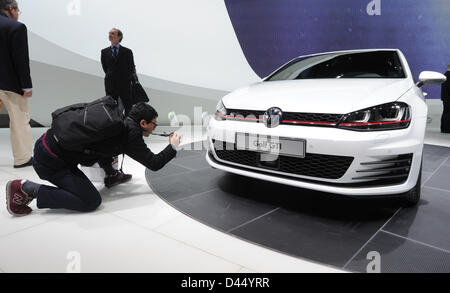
[
  {"x1": 258, "y1": 153, "x2": 281, "y2": 170},
  {"x1": 236, "y1": 133, "x2": 306, "y2": 159}
]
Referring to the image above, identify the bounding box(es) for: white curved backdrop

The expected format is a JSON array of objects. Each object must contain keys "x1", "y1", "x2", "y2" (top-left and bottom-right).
[
  {"x1": 18, "y1": 0, "x2": 261, "y2": 125},
  {"x1": 21, "y1": 0, "x2": 260, "y2": 91}
]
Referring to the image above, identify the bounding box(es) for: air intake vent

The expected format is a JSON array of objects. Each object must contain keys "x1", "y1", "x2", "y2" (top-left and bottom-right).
[{"x1": 352, "y1": 154, "x2": 413, "y2": 184}]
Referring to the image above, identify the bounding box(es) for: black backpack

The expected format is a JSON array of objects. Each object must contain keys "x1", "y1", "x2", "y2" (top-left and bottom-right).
[{"x1": 51, "y1": 96, "x2": 126, "y2": 153}]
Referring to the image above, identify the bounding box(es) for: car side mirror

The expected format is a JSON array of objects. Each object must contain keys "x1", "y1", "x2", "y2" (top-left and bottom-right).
[{"x1": 416, "y1": 71, "x2": 447, "y2": 87}]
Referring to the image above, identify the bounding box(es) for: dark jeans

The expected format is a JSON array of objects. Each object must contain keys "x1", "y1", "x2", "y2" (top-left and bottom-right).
[
  {"x1": 32, "y1": 134, "x2": 102, "y2": 212},
  {"x1": 98, "y1": 157, "x2": 117, "y2": 176},
  {"x1": 442, "y1": 100, "x2": 450, "y2": 133}
]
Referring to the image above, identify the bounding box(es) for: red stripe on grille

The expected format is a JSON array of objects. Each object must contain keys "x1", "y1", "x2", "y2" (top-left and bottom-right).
[
  {"x1": 339, "y1": 120, "x2": 411, "y2": 126},
  {"x1": 282, "y1": 120, "x2": 337, "y2": 126}
]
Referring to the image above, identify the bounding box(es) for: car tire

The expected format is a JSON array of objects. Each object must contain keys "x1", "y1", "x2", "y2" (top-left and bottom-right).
[{"x1": 400, "y1": 165, "x2": 422, "y2": 207}]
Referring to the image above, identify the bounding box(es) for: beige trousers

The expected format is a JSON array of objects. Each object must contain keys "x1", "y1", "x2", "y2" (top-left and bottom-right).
[{"x1": 0, "y1": 90, "x2": 32, "y2": 165}]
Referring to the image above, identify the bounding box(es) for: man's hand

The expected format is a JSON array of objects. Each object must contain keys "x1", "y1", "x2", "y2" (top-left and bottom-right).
[
  {"x1": 22, "y1": 90, "x2": 32, "y2": 98},
  {"x1": 169, "y1": 133, "x2": 181, "y2": 148}
]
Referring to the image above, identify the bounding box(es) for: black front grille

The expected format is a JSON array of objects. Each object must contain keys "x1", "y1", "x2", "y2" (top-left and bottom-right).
[
  {"x1": 226, "y1": 109, "x2": 343, "y2": 127},
  {"x1": 213, "y1": 140, "x2": 354, "y2": 179},
  {"x1": 227, "y1": 109, "x2": 265, "y2": 118},
  {"x1": 282, "y1": 112, "x2": 342, "y2": 124}
]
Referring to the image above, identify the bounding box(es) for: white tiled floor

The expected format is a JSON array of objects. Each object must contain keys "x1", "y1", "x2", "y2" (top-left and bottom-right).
[{"x1": 0, "y1": 127, "x2": 343, "y2": 273}]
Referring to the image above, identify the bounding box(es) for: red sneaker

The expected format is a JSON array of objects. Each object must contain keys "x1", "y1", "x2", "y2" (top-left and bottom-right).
[{"x1": 6, "y1": 180, "x2": 33, "y2": 216}]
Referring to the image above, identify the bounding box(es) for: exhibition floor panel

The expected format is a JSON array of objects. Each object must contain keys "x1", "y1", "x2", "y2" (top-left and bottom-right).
[{"x1": 147, "y1": 143, "x2": 450, "y2": 273}]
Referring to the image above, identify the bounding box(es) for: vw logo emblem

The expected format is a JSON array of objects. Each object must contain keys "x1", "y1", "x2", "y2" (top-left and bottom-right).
[{"x1": 263, "y1": 107, "x2": 283, "y2": 128}]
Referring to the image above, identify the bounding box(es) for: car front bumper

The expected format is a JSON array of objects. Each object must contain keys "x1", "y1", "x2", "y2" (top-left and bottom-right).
[{"x1": 206, "y1": 117, "x2": 425, "y2": 197}]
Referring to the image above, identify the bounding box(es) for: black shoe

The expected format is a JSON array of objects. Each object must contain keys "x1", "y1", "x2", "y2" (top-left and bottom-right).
[
  {"x1": 14, "y1": 157, "x2": 33, "y2": 169},
  {"x1": 104, "y1": 170, "x2": 132, "y2": 188}
]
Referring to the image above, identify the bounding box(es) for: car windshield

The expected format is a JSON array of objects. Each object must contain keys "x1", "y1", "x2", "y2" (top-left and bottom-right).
[{"x1": 266, "y1": 51, "x2": 406, "y2": 81}]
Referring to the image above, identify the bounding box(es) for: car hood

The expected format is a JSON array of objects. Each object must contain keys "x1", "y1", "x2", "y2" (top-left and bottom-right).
[{"x1": 222, "y1": 79, "x2": 414, "y2": 114}]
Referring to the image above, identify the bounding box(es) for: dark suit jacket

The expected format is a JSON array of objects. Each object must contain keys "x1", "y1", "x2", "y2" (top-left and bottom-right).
[
  {"x1": 0, "y1": 11, "x2": 32, "y2": 95},
  {"x1": 442, "y1": 71, "x2": 450, "y2": 101},
  {"x1": 101, "y1": 45, "x2": 135, "y2": 99}
]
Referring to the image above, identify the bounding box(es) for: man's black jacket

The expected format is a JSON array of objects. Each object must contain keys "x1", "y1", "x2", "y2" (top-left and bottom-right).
[
  {"x1": 47, "y1": 117, "x2": 176, "y2": 171},
  {"x1": 0, "y1": 11, "x2": 32, "y2": 95},
  {"x1": 442, "y1": 71, "x2": 450, "y2": 102},
  {"x1": 101, "y1": 45, "x2": 135, "y2": 97}
]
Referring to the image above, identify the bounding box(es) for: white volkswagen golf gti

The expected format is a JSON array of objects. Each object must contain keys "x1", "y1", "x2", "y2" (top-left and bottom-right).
[{"x1": 206, "y1": 49, "x2": 446, "y2": 206}]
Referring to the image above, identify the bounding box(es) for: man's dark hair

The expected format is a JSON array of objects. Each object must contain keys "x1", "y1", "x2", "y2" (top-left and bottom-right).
[
  {"x1": 128, "y1": 103, "x2": 158, "y2": 123},
  {"x1": 0, "y1": 0, "x2": 18, "y2": 11},
  {"x1": 113, "y1": 28, "x2": 123, "y2": 43}
]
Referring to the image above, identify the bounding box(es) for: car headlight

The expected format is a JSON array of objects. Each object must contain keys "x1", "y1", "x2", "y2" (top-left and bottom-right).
[
  {"x1": 338, "y1": 102, "x2": 411, "y2": 131},
  {"x1": 214, "y1": 100, "x2": 227, "y2": 121}
]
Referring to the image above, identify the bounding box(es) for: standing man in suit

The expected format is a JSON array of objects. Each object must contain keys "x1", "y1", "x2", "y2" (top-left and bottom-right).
[
  {"x1": 0, "y1": 0, "x2": 33, "y2": 168},
  {"x1": 101, "y1": 28, "x2": 136, "y2": 115},
  {"x1": 441, "y1": 65, "x2": 450, "y2": 133},
  {"x1": 100, "y1": 28, "x2": 135, "y2": 187}
]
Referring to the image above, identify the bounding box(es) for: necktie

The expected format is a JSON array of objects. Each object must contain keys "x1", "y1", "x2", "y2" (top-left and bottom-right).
[{"x1": 112, "y1": 47, "x2": 117, "y2": 57}]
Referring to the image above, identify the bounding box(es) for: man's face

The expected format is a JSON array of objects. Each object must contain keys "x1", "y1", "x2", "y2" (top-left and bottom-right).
[
  {"x1": 5, "y1": 5, "x2": 19, "y2": 20},
  {"x1": 140, "y1": 118, "x2": 158, "y2": 137},
  {"x1": 109, "y1": 29, "x2": 120, "y2": 45}
]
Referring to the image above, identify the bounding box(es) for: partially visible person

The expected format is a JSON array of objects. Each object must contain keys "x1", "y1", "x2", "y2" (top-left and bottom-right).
[
  {"x1": 0, "y1": 0, "x2": 33, "y2": 168},
  {"x1": 441, "y1": 64, "x2": 450, "y2": 133},
  {"x1": 101, "y1": 28, "x2": 136, "y2": 115},
  {"x1": 5, "y1": 102, "x2": 181, "y2": 216}
]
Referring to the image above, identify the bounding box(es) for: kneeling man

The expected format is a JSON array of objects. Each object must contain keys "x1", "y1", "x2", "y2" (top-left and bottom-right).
[{"x1": 6, "y1": 103, "x2": 180, "y2": 216}]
